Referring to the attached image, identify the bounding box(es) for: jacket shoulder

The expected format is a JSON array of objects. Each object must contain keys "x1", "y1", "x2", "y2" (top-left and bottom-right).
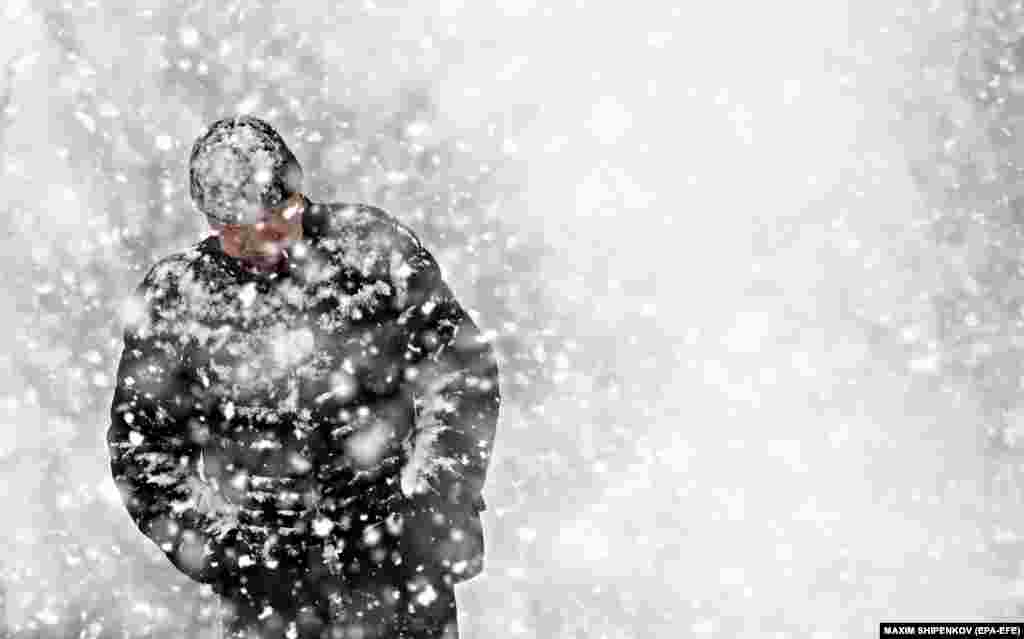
[
  {"x1": 129, "y1": 248, "x2": 203, "y2": 323},
  {"x1": 321, "y1": 202, "x2": 424, "y2": 252},
  {"x1": 141, "y1": 249, "x2": 200, "y2": 288},
  {"x1": 317, "y1": 202, "x2": 431, "y2": 279}
]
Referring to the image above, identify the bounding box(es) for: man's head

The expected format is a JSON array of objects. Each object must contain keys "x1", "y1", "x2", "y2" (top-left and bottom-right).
[{"x1": 189, "y1": 115, "x2": 305, "y2": 269}]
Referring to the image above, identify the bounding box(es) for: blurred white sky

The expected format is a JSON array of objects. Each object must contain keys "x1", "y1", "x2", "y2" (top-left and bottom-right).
[{"x1": 406, "y1": 0, "x2": 1012, "y2": 631}]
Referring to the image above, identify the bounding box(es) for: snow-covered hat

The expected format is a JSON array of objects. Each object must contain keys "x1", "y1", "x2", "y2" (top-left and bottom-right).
[{"x1": 188, "y1": 115, "x2": 304, "y2": 225}]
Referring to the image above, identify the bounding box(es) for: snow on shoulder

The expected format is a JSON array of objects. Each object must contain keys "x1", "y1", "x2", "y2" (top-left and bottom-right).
[{"x1": 318, "y1": 203, "x2": 429, "y2": 287}]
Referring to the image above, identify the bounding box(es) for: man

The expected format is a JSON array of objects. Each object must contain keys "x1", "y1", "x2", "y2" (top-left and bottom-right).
[{"x1": 107, "y1": 115, "x2": 500, "y2": 639}]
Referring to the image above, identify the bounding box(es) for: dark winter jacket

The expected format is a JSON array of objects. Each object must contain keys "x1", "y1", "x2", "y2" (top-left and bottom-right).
[{"x1": 107, "y1": 196, "x2": 499, "y2": 596}]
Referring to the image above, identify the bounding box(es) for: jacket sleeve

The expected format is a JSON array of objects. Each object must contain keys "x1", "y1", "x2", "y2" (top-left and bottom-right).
[
  {"x1": 107, "y1": 263, "x2": 231, "y2": 584},
  {"x1": 394, "y1": 243, "x2": 501, "y2": 512}
]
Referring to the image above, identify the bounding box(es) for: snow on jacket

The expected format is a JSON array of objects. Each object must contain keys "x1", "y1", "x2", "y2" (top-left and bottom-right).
[{"x1": 106, "y1": 196, "x2": 500, "y2": 593}]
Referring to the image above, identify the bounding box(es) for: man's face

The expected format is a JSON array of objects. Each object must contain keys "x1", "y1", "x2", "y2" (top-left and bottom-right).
[{"x1": 215, "y1": 193, "x2": 304, "y2": 269}]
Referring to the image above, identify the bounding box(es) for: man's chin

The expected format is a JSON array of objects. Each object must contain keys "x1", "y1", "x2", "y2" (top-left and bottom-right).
[{"x1": 239, "y1": 252, "x2": 283, "y2": 271}]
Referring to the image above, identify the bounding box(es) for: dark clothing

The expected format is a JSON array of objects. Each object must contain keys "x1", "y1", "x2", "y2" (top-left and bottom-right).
[
  {"x1": 107, "y1": 196, "x2": 499, "y2": 638},
  {"x1": 216, "y1": 535, "x2": 462, "y2": 638}
]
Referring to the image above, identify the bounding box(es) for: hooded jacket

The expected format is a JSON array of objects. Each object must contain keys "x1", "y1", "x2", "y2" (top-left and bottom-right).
[{"x1": 106, "y1": 196, "x2": 499, "y2": 595}]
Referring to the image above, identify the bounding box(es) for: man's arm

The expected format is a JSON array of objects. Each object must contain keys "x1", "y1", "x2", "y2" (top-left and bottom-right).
[
  {"x1": 107, "y1": 261, "x2": 235, "y2": 584},
  {"x1": 393, "y1": 238, "x2": 501, "y2": 511}
]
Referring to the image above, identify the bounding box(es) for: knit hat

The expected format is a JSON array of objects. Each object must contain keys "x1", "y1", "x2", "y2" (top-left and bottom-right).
[{"x1": 188, "y1": 115, "x2": 304, "y2": 225}]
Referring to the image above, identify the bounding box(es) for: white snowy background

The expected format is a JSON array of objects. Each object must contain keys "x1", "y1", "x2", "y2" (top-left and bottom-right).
[{"x1": 1, "y1": 0, "x2": 1023, "y2": 637}]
